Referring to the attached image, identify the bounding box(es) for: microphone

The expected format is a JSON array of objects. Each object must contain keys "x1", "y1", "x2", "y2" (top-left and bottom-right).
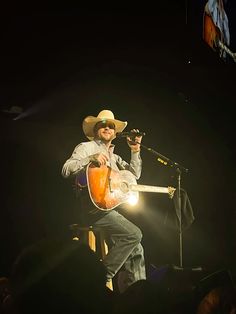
[{"x1": 116, "y1": 131, "x2": 146, "y2": 138}]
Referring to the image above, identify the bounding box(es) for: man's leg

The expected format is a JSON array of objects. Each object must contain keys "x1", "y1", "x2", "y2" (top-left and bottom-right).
[
  {"x1": 93, "y1": 210, "x2": 146, "y2": 291},
  {"x1": 117, "y1": 243, "x2": 146, "y2": 292}
]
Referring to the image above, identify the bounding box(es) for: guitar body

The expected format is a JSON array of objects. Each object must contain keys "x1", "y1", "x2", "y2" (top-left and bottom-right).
[
  {"x1": 87, "y1": 164, "x2": 139, "y2": 211},
  {"x1": 203, "y1": 13, "x2": 221, "y2": 50},
  {"x1": 203, "y1": 12, "x2": 236, "y2": 62},
  {"x1": 75, "y1": 163, "x2": 175, "y2": 211}
]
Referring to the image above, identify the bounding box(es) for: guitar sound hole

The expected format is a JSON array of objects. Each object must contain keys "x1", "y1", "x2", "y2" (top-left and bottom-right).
[{"x1": 120, "y1": 182, "x2": 129, "y2": 193}]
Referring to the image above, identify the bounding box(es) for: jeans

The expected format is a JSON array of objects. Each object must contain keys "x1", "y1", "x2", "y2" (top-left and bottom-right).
[{"x1": 93, "y1": 210, "x2": 146, "y2": 292}]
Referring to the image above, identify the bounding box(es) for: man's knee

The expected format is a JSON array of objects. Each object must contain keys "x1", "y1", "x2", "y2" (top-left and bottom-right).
[{"x1": 130, "y1": 226, "x2": 143, "y2": 244}]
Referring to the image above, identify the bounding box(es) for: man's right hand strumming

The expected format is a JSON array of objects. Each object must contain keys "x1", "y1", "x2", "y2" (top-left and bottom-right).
[{"x1": 90, "y1": 153, "x2": 108, "y2": 166}]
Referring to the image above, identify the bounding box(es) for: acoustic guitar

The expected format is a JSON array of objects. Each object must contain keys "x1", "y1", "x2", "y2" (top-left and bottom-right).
[
  {"x1": 203, "y1": 12, "x2": 236, "y2": 62},
  {"x1": 76, "y1": 163, "x2": 176, "y2": 211}
]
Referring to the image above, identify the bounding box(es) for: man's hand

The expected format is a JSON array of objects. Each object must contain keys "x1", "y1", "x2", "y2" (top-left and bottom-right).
[
  {"x1": 90, "y1": 153, "x2": 108, "y2": 166},
  {"x1": 127, "y1": 129, "x2": 142, "y2": 152}
]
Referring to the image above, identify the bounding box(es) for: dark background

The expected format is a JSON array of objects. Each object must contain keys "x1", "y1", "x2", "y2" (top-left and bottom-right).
[{"x1": 0, "y1": 2, "x2": 235, "y2": 279}]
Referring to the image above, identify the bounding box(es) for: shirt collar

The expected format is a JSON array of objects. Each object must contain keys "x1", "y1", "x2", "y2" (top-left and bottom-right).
[{"x1": 94, "y1": 139, "x2": 115, "y2": 152}]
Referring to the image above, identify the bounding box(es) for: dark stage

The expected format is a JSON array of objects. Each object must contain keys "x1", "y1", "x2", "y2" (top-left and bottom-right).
[{"x1": 0, "y1": 2, "x2": 236, "y2": 293}]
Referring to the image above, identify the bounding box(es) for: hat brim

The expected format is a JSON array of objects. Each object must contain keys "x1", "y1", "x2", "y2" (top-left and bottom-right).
[{"x1": 82, "y1": 116, "x2": 127, "y2": 140}]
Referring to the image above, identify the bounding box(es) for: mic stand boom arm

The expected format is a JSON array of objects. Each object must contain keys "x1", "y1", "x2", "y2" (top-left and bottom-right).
[{"x1": 134, "y1": 140, "x2": 188, "y2": 173}]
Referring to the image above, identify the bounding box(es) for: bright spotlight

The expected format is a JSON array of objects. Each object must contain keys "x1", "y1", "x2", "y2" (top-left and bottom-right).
[{"x1": 127, "y1": 193, "x2": 139, "y2": 206}]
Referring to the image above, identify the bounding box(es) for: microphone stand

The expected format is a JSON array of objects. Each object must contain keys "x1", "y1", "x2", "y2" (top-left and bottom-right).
[{"x1": 130, "y1": 140, "x2": 189, "y2": 268}]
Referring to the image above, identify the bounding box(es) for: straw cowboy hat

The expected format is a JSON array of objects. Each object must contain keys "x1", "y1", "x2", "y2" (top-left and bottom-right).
[{"x1": 82, "y1": 109, "x2": 127, "y2": 140}]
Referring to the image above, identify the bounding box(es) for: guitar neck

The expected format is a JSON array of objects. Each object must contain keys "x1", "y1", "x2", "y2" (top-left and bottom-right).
[
  {"x1": 217, "y1": 39, "x2": 236, "y2": 63},
  {"x1": 130, "y1": 184, "x2": 170, "y2": 194}
]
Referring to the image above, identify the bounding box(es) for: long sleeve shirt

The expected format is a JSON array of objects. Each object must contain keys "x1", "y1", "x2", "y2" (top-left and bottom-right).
[{"x1": 61, "y1": 139, "x2": 142, "y2": 180}]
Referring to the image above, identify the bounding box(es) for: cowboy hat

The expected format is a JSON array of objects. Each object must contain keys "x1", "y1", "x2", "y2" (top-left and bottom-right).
[{"x1": 82, "y1": 109, "x2": 127, "y2": 140}]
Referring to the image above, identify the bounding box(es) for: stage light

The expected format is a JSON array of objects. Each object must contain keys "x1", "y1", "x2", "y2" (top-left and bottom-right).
[{"x1": 127, "y1": 193, "x2": 139, "y2": 206}]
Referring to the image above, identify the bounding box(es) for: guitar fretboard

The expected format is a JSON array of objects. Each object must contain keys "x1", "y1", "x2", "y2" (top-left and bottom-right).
[
  {"x1": 130, "y1": 184, "x2": 170, "y2": 194},
  {"x1": 217, "y1": 39, "x2": 236, "y2": 62}
]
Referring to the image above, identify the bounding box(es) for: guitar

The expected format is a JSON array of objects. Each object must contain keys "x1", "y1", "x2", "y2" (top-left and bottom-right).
[
  {"x1": 203, "y1": 13, "x2": 236, "y2": 63},
  {"x1": 76, "y1": 163, "x2": 176, "y2": 211}
]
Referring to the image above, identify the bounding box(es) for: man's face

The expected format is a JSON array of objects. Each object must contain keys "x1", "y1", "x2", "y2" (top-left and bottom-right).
[{"x1": 94, "y1": 121, "x2": 116, "y2": 142}]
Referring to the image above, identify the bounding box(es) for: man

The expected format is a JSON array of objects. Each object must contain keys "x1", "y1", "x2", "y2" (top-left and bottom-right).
[{"x1": 61, "y1": 109, "x2": 146, "y2": 292}]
